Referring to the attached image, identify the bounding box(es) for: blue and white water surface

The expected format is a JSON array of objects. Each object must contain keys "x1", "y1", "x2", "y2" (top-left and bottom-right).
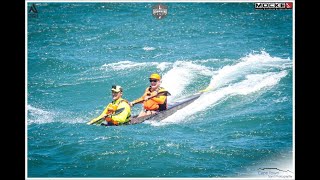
[{"x1": 27, "y1": 2, "x2": 294, "y2": 178}]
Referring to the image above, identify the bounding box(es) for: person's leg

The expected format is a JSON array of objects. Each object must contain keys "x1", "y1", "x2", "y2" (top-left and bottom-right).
[
  {"x1": 138, "y1": 110, "x2": 148, "y2": 117},
  {"x1": 137, "y1": 109, "x2": 158, "y2": 117},
  {"x1": 149, "y1": 111, "x2": 158, "y2": 115}
]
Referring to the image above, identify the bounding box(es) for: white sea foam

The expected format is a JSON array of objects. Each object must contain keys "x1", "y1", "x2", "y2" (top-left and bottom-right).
[
  {"x1": 27, "y1": 105, "x2": 55, "y2": 125},
  {"x1": 161, "y1": 61, "x2": 214, "y2": 102},
  {"x1": 150, "y1": 52, "x2": 291, "y2": 126},
  {"x1": 207, "y1": 51, "x2": 291, "y2": 90},
  {"x1": 100, "y1": 60, "x2": 175, "y2": 72},
  {"x1": 143, "y1": 46, "x2": 156, "y2": 51},
  {"x1": 101, "y1": 61, "x2": 155, "y2": 71},
  {"x1": 156, "y1": 62, "x2": 171, "y2": 71},
  {"x1": 27, "y1": 105, "x2": 87, "y2": 125},
  {"x1": 152, "y1": 70, "x2": 288, "y2": 126}
]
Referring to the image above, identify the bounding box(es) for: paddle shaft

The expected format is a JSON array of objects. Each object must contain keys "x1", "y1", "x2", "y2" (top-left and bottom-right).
[{"x1": 132, "y1": 91, "x2": 170, "y2": 105}]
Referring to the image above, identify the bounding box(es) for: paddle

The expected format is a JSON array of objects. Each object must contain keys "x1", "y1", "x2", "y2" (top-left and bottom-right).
[
  {"x1": 198, "y1": 86, "x2": 214, "y2": 93},
  {"x1": 87, "y1": 106, "x2": 127, "y2": 125},
  {"x1": 131, "y1": 91, "x2": 171, "y2": 106},
  {"x1": 87, "y1": 106, "x2": 112, "y2": 125},
  {"x1": 87, "y1": 117, "x2": 105, "y2": 125}
]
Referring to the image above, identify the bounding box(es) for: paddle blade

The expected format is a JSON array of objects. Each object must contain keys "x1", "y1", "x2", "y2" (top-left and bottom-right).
[
  {"x1": 87, "y1": 117, "x2": 105, "y2": 125},
  {"x1": 161, "y1": 91, "x2": 171, "y2": 96},
  {"x1": 199, "y1": 86, "x2": 213, "y2": 93}
]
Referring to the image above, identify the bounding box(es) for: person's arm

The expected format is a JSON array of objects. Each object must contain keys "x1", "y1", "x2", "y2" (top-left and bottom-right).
[
  {"x1": 150, "y1": 89, "x2": 168, "y2": 104},
  {"x1": 111, "y1": 102, "x2": 131, "y2": 124},
  {"x1": 132, "y1": 96, "x2": 145, "y2": 105},
  {"x1": 91, "y1": 104, "x2": 111, "y2": 121},
  {"x1": 131, "y1": 89, "x2": 148, "y2": 105}
]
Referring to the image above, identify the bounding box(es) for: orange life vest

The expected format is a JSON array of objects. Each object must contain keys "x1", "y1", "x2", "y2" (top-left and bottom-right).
[{"x1": 143, "y1": 87, "x2": 167, "y2": 111}]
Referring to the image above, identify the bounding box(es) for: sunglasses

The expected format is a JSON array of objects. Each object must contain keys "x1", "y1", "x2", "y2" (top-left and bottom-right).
[{"x1": 149, "y1": 79, "x2": 158, "y2": 83}]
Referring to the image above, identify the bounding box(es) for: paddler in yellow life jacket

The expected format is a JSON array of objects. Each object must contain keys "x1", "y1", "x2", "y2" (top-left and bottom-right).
[
  {"x1": 91, "y1": 85, "x2": 131, "y2": 126},
  {"x1": 130, "y1": 73, "x2": 170, "y2": 118}
]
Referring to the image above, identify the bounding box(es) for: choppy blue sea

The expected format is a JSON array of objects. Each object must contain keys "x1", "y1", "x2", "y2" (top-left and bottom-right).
[{"x1": 27, "y1": 2, "x2": 294, "y2": 178}]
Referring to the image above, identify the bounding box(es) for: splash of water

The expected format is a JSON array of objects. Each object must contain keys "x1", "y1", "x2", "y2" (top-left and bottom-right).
[{"x1": 150, "y1": 52, "x2": 291, "y2": 126}]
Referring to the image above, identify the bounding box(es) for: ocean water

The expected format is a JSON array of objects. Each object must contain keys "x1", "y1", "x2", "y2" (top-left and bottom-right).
[{"x1": 27, "y1": 2, "x2": 294, "y2": 178}]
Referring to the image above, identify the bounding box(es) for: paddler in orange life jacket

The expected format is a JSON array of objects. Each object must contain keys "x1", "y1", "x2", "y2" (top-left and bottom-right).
[
  {"x1": 130, "y1": 73, "x2": 170, "y2": 117},
  {"x1": 92, "y1": 85, "x2": 131, "y2": 126}
]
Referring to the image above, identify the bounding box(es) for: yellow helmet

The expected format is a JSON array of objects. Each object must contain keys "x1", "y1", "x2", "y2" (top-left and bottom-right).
[{"x1": 149, "y1": 73, "x2": 161, "y2": 80}]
